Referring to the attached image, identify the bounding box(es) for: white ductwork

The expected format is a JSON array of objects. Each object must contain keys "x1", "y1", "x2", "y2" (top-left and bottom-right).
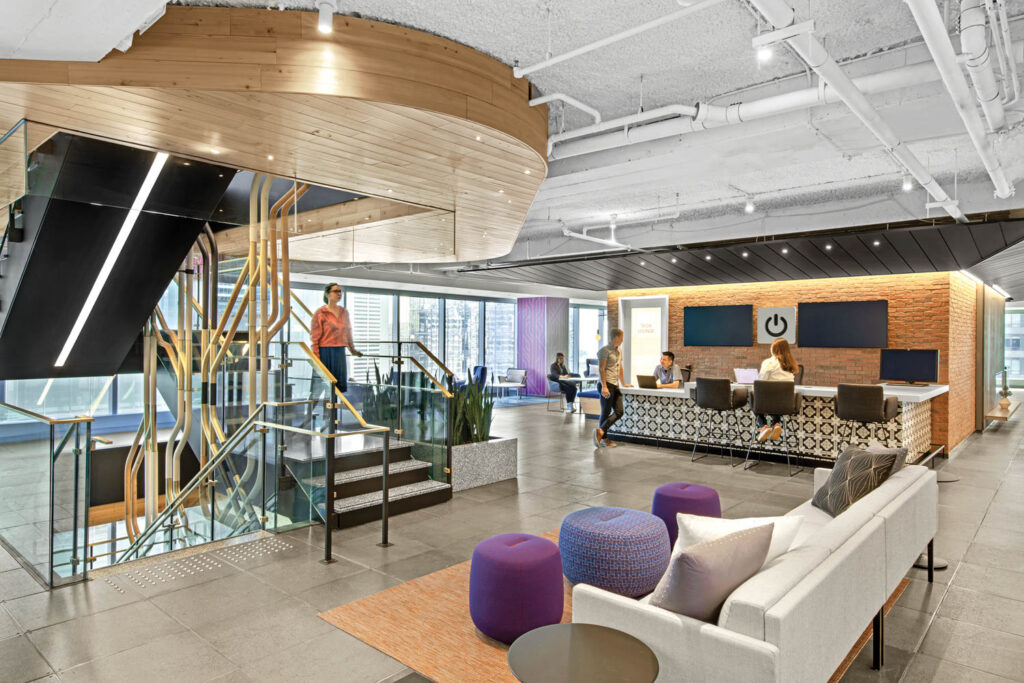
[
  {"x1": 905, "y1": 0, "x2": 1014, "y2": 199},
  {"x1": 548, "y1": 104, "x2": 698, "y2": 156},
  {"x1": 530, "y1": 93, "x2": 602, "y2": 125},
  {"x1": 745, "y1": 0, "x2": 968, "y2": 222},
  {"x1": 993, "y1": 0, "x2": 1020, "y2": 104},
  {"x1": 960, "y1": 0, "x2": 1005, "y2": 131}
]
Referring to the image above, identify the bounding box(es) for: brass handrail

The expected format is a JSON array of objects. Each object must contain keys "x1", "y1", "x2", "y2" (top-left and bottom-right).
[
  {"x1": 254, "y1": 421, "x2": 390, "y2": 438},
  {"x1": 0, "y1": 401, "x2": 94, "y2": 425},
  {"x1": 359, "y1": 340, "x2": 454, "y2": 379},
  {"x1": 355, "y1": 353, "x2": 453, "y2": 398}
]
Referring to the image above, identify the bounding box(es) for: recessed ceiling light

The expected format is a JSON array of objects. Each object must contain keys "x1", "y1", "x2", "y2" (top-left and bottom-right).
[
  {"x1": 705, "y1": 255, "x2": 712, "y2": 261},
  {"x1": 210, "y1": 148, "x2": 219, "y2": 154},
  {"x1": 183, "y1": 161, "x2": 190, "y2": 166},
  {"x1": 824, "y1": 244, "x2": 832, "y2": 250},
  {"x1": 671, "y1": 257, "x2": 677, "y2": 263},
  {"x1": 387, "y1": 189, "x2": 393, "y2": 193},
  {"x1": 475, "y1": 135, "x2": 482, "y2": 141},
  {"x1": 317, "y1": 0, "x2": 334, "y2": 33},
  {"x1": 781, "y1": 247, "x2": 789, "y2": 254},
  {"x1": 218, "y1": 174, "x2": 223, "y2": 178},
  {"x1": 872, "y1": 240, "x2": 881, "y2": 247},
  {"x1": 307, "y1": 219, "x2": 312, "y2": 222},
  {"x1": 218, "y1": 209, "x2": 223, "y2": 212},
  {"x1": 902, "y1": 174, "x2": 913, "y2": 192},
  {"x1": 507, "y1": 199, "x2": 512, "y2": 204},
  {"x1": 640, "y1": 260, "x2": 646, "y2": 266},
  {"x1": 267, "y1": 155, "x2": 274, "y2": 160},
  {"x1": 744, "y1": 198, "x2": 755, "y2": 214},
  {"x1": 499, "y1": 189, "x2": 504, "y2": 194},
  {"x1": 756, "y1": 45, "x2": 773, "y2": 63},
  {"x1": 524, "y1": 169, "x2": 531, "y2": 175},
  {"x1": 741, "y1": 251, "x2": 749, "y2": 257}
]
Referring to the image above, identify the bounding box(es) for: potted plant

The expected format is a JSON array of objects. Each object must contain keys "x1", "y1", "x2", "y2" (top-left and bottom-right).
[
  {"x1": 999, "y1": 366, "x2": 1013, "y2": 409},
  {"x1": 450, "y1": 383, "x2": 518, "y2": 491}
]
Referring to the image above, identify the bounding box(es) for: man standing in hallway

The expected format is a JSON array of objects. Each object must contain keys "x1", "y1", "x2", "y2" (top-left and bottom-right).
[{"x1": 594, "y1": 328, "x2": 631, "y2": 447}]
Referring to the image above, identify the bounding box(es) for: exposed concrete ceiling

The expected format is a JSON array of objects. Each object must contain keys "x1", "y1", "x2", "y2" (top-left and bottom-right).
[{"x1": 8, "y1": 0, "x2": 1024, "y2": 290}]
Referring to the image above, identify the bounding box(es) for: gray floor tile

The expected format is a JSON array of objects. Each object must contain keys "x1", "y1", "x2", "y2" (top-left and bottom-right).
[
  {"x1": 294, "y1": 569, "x2": 401, "y2": 612},
  {"x1": 884, "y1": 605, "x2": 934, "y2": 652},
  {"x1": 841, "y1": 643, "x2": 913, "y2": 682},
  {"x1": 246, "y1": 547, "x2": 364, "y2": 595},
  {"x1": 936, "y1": 586, "x2": 1024, "y2": 638},
  {"x1": 377, "y1": 548, "x2": 466, "y2": 582},
  {"x1": 0, "y1": 549, "x2": 19, "y2": 573},
  {"x1": 332, "y1": 536, "x2": 433, "y2": 569},
  {"x1": 4, "y1": 575, "x2": 143, "y2": 632},
  {"x1": 973, "y1": 525, "x2": 1024, "y2": 553},
  {"x1": 240, "y1": 629, "x2": 404, "y2": 683},
  {"x1": 953, "y1": 562, "x2": 1024, "y2": 602},
  {"x1": 896, "y1": 578, "x2": 946, "y2": 615},
  {"x1": 0, "y1": 570, "x2": 46, "y2": 602},
  {"x1": 193, "y1": 596, "x2": 334, "y2": 667},
  {"x1": 919, "y1": 616, "x2": 1024, "y2": 681},
  {"x1": 0, "y1": 636, "x2": 52, "y2": 683},
  {"x1": 0, "y1": 604, "x2": 20, "y2": 640},
  {"x1": 963, "y1": 541, "x2": 1024, "y2": 573},
  {"x1": 902, "y1": 653, "x2": 1015, "y2": 682},
  {"x1": 27, "y1": 600, "x2": 184, "y2": 671},
  {"x1": 60, "y1": 629, "x2": 235, "y2": 683},
  {"x1": 150, "y1": 572, "x2": 287, "y2": 630}
]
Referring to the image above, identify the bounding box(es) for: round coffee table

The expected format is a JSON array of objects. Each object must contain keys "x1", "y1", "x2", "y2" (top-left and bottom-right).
[{"x1": 507, "y1": 623, "x2": 659, "y2": 683}]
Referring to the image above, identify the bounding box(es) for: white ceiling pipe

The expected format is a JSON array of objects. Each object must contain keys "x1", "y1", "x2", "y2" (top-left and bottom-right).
[
  {"x1": 905, "y1": 0, "x2": 1014, "y2": 199},
  {"x1": 514, "y1": 0, "x2": 726, "y2": 79},
  {"x1": 737, "y1": 0, "x2": 969, "y2": 223},
  {"x1": 995, "y1": 0, "x2": 1020, "y2": 105},
  {"x1": 549, "y1": 59, "x2": 947, "y2": 159},
  {"x1": 547, "y1": 104, "x2": 698, "y2": 156},
  {"x1": 560, "y1": 223, "x2": 629, "y2": 249},
  {"x1": 530, "y1": 93, "x2": 602, "y2": 125},
  {"x1": 960, "y1": 0, "x2": 1006, "y2": 131}
]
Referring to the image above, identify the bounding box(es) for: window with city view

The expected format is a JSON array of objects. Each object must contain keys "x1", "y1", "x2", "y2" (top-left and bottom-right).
[{"x1": 1006, "y1": 310, "x2": 1024, "y2": 385}]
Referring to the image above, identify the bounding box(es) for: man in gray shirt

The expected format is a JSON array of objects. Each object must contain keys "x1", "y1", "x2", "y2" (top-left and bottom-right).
[{"x1": 595, "y1": 328, "x2": 631, "y2": 447}]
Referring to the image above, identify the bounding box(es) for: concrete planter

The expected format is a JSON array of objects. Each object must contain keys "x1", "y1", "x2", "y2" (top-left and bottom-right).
[{"x1": 451, "y1": 436, "x2": 518, "y2": 492}]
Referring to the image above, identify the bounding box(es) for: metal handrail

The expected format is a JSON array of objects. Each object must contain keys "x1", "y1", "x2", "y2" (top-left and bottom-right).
[
  {"x1": 356, "y1": 353, "x2": 453, "y2": 398},
  {"x1": 0, "y1": 401, "x2": 94, "y2": 425},
  {"x1": 255, "y1": 421, "x2": 390, "y2": 438},
  {"x1": 360, "y1": 339, "x2": 454, "y2": 379}
]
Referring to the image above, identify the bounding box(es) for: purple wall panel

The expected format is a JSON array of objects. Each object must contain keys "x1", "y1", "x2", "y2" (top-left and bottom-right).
[{"x1": 517, "y1": 297, "x2": 547, "y2": 395}]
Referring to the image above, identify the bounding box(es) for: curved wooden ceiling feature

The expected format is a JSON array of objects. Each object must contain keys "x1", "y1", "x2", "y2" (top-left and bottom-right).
[{"x1": 0, "y1": 6, "x2": 548, "y2": 263}]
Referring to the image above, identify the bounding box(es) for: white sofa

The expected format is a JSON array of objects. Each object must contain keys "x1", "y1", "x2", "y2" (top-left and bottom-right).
[{"x1": 572, "y1": 464, "x2": 938, "y2": 682}]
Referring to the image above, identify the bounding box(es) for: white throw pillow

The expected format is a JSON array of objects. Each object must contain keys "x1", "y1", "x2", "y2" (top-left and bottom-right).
[{"x1": 675, "y1": 513, "x2": 803, "y2": 567}]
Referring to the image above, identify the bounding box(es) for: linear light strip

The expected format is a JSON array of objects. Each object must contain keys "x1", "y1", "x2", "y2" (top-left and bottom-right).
[{"x1": 55, "y1": 152, "x2": 169, "y2": 367}]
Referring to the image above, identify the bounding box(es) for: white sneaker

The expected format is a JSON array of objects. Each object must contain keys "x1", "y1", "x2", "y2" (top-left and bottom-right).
[{"x1": 564, "y1": 404, "x2": 575, "y2": 412}]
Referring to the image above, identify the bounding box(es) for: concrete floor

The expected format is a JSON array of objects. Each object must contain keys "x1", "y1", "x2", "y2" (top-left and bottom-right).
[{"x1": 1, "y1": 402, "x2": 1023, "y2": 682}]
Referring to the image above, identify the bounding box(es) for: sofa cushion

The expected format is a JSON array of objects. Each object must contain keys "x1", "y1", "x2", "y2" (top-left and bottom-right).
[
  {"x1": 649, "y1": 524, "x2": 773, "y2": 622},
  {"x1": 787, "y1": 501, "x2": 874, "y2": 552},
  {"x1": 812, "y1": 447, "x2": 899, "y2": 516},
  {"x1": 717, "y1": 545, "x2": 829, "y2": 639},
  {"x1": 675, "y1": 513, "x2": 802, "y2": 567}
]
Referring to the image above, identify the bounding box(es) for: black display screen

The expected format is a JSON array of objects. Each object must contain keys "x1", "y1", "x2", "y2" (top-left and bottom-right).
[
  {"x1": 879, "y1": 349, "x2": 940, "y2": 383},
  {"x1": 797, "y1": 300, "x2": 888, "y2": 348},
  {"x1": 683, "y1": 305, "x2": 753, "y2": 346}
]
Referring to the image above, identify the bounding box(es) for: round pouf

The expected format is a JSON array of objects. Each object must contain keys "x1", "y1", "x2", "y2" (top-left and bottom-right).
[
  {"x1": 651, "y1": 482, "x2": 722, "y2": 547},
  {"x1": 469, "y1": 533, "x2": 563, "y2": 644},
  {"x1": 559, "y1": 507, "x2": 670, "y2": 598}
]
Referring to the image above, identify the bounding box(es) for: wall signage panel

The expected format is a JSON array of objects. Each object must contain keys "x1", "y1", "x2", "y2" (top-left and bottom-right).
[{"x1": 757, "y1": 306, "x2": 796, "y2": 344}]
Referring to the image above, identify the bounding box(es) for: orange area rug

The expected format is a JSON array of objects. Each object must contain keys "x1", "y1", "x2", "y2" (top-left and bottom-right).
[{"x1": 319, "y1": 530, "x2": 909, "y2": 683}]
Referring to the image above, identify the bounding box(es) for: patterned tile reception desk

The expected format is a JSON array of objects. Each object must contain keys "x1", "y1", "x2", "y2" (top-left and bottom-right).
[{"x1": 609, "y1": 384, "x2": 948, "y2": 463}]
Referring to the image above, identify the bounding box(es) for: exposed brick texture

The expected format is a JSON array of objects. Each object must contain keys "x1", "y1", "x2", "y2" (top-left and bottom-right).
[{"x1": 608, "y1": 272, "x2": 978, "y2": 451}]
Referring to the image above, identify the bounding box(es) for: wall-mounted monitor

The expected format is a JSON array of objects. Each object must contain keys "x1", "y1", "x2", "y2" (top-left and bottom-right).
[
  {"x1": 683, "y1": 305, "x2": 753, "y2": 346},
  {"x1": 797, "y1": 300, "x2": 888, "y2": 348},
  {"x1": 879, "y1": 349, "x2": 940, "y2": 384}
]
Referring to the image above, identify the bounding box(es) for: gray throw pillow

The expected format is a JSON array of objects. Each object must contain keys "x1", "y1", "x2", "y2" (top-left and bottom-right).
[
  {"x1": 866, "y1": 441, "x2": 908, "y2": 477},
  {"x1": 812, "y1": 447, "x2": 899, "y2": 517},
  {"x1": 648, "y1": 523, "x2": 773, "y2": 622}
]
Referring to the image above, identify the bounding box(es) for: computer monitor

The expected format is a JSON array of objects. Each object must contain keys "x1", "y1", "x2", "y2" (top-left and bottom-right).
[{"x1": 879, "y1": 349, "x2": 939, "y2": 384}]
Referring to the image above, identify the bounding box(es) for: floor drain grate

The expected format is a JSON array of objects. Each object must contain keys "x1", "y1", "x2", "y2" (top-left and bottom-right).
[
  {"x1": 216, "y1": 537, "x2": 293, "y2": 563},
  {"x1": 119, "y1": 554, "x2": 224, "y2": 588}
]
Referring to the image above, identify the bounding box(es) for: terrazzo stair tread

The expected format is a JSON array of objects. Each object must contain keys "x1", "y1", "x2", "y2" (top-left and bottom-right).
[
  {"x1": 333, "y1": 480, "x2": 451, "y2": 514},
  {"x1": 280, "y1": 437, "x2": 414, "y2": 463},
  {"x1": 300, "y1": 459, "x2": 431, "y2": 488}
]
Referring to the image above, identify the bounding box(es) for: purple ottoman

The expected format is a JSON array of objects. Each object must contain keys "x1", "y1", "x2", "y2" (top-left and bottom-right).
[
  {"x1": 651, "y1": 482, "x2": 722, "y2": 547},
  {"x1": 559, "y1": 507, "x2": 670, "y2": 598},
  {"x1": 469, "y1": 533, "x2": 563, "y2": 644}
]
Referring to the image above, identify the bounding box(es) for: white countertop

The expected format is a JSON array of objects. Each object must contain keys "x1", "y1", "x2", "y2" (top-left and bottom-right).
[{"x1": 620, "y1": 382, "x2": 949, "y2": 404}]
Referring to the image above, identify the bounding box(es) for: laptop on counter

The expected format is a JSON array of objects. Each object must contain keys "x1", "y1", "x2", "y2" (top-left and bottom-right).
[
  {"x1": 636, "y1": 375, "x2": 659, "y2": 389},
  {"x1": 734, "y1": 368, "x2": 759, "y2": 384}
]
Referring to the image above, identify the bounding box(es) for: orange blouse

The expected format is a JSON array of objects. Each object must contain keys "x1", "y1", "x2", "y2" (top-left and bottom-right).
[{"x1": 310, "y1": 305, "x2": 353, "y2": 355}]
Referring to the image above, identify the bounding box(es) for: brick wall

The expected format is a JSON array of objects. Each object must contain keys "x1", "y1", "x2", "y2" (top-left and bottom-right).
[{"x1": 608, "y1": 271, "x2": 978, "y2": 450}]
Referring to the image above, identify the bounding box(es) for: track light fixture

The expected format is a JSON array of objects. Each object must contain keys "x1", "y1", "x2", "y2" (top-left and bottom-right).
[
  {"x1": 756, "y1": 45, "x2": 773, "y2": 63},
  {"x1": 317, "y1": 1, "x2": 336, "y2": 33},
  {"x1": 902, "y1": 174, "x2": 913, "y2": 192},
  {"x1": 744, "y1": 198, "x2": 755, "y2": 214}
]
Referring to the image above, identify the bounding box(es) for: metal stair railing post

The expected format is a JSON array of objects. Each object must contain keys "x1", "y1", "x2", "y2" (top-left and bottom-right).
[
  {"x1": 378, "y1": 428, "x2": 392, "y2": 548},
  {"x1": 322, "y1": 396, "x2": 337, "y2": 564}
]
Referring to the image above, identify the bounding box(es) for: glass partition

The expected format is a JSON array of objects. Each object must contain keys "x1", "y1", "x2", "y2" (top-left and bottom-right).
[
  {"x1": 485, "y1": 301, "x2": 516, "y2": 377},
  {"x1": 445, "y1": 299, "x2": 482, "y2": 380}
]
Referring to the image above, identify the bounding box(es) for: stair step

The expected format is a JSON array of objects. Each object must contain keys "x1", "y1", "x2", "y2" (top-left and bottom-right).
[
  {"x1": 301, "y1": 458, "x2": 430, "y2": 488},
  {"x1": 333, "y1": 480, "x2": 451, "y2": 514}
]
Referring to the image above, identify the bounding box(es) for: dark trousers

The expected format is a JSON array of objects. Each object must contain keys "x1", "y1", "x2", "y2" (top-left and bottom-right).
[
  {"x1": 755, "y1": 413, "x2": 781, "y2": 429},
  {"x1": 599, "y1": 384, "x2": 624, "y2": 433},
  {"x1": 318, "y1": 346, "x2": 348, "y2": 393},
  {"x1": 557, "y1": 380, "x2": 578, "y2": 404}
]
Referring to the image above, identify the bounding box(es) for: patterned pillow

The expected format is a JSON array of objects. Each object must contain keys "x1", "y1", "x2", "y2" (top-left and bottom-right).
[
  {"x1": 812, "y1": 447, "x2": 899, "y2": 517},
  {"x1": 648, "y1": 523, "x2": 773, "y2": 622},
  {"x1": 865, "y1": 441, "x2": 908, "y2": 477}
]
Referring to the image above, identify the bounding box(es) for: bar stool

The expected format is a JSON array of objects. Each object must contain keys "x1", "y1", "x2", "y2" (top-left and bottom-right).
[
  {"x1": 833, "y1": 383, "x2": 899, "y2": 451},
  {"x1": 691, "y1": 378, "x2": 749, "y2": 464},
  {"x1": 743, "y1": 380, "x2": 804, "y2": 476},
  {"x1": 794, "y1": 364, "x2": 805, "y2": 385}
]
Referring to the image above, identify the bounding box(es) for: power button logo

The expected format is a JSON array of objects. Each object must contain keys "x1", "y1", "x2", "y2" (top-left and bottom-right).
[{"x1": 757, "y1": 307, "x2": 796, "y2": 344}]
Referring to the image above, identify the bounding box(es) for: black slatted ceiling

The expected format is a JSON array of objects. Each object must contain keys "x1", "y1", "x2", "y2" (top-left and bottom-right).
[{"x1": 457, "y1": 218, "x2": 1024, "y2": 292}]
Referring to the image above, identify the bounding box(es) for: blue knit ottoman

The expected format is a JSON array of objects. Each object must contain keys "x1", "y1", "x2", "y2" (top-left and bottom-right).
[
  {"x1": 559, "y1": 507, "x2": 670, "y2": 597},
  {"x1": 469, "y1": 533, "x2": 563, "y2": 644}
]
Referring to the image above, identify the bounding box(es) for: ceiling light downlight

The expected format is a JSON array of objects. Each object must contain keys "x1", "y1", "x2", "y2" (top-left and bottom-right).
[
  {"x1": 902, "y1": 174, "x2": 914, "y2": 192},
  {"x1": 317, "y1": 1, "x2": 335, "y2": 33},
  {"x1": 756, "y1": 45, "x2": 773, "y2": 63},
  {"x1": 56, "y1": 152, "x2": 169, "y2": 367},
  {"x1": 744, "y1": 198, "x2": 755, "y2": 214}
]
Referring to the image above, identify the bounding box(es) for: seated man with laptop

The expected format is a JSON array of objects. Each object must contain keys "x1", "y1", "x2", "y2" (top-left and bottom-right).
[{"x1": 636, "y1": 351, "x2": 684, "y2": 390}]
